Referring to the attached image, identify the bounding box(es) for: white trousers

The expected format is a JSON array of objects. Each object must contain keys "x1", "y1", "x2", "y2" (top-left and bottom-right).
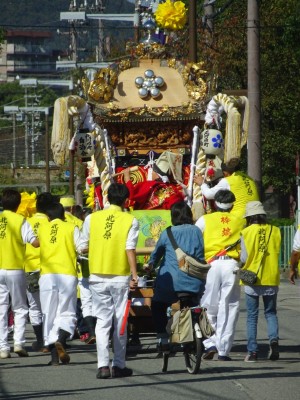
[
  {"x1": 90, "y1": 279, "x2": 129, "y2": 369},
  {"x1": 78, "y1": 277, "x2": 93, "y2": 318},
  {"x1": 39, "y1": 274, "x2": 77, "y2": 346},
  {"x1": 201, "y1": 259, "x2": 240, "y2": 357},
  {"x1": 0, "y1": 269, "x2": 28, "y2": 351},
  {"x1": 27, "y1": 290, "x2": 43, "y2": 326}
]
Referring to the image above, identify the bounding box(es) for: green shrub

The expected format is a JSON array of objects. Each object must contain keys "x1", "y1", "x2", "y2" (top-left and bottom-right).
[{"x1": 270, "y1": 218, "x2": 295, "y2": 227}]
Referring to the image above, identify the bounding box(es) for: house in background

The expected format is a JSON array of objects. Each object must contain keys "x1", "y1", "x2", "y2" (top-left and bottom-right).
[{"x1": 0, "y1": 30, "x2": 63, "y2": 82}]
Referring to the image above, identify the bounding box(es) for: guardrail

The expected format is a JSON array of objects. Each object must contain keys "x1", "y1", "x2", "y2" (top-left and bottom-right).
[{"x1": 279, "y1": 225, "x2": 295, "y2": 269}]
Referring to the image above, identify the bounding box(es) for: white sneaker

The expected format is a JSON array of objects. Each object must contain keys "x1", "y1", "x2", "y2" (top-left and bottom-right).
[
  {"x1": 0, "y1": 350, "x2": 11, "y2": 359},
  {"x1": 14, "y1": 345, "x2": 28, "y2": 357}
]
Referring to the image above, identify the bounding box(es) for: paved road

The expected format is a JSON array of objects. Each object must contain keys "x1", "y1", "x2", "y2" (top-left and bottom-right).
[{"x1": 1, "y1": 279, "x2": 300, "y2": 400}]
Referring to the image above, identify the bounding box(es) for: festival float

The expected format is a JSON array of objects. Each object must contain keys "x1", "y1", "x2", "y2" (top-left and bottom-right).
[
  {"x1": 49, "y1": 0, "x2": 250, "y2": 332},
  {"x1": 51, "y1": 1, "x2": 249, "y2": 216}
]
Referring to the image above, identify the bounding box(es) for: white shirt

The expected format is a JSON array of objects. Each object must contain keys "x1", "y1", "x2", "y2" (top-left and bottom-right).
[
  {"x1": 292, "y1": 229, "x2": 300, "y2": 251},
  {"x1": 195, "y1": 216, "x2": 205, "y2": 232},
  {"x1": 200, "y1": 179, "x2": 230, "y2": 200},
  {"x1": 21, "y1": 220, "x2": 38, "y2": 244}
]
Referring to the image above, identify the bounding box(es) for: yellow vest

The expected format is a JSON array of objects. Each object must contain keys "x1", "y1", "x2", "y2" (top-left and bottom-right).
[
  {"x1": 226, "y1": 172, "x2": 259, "y2": 218},
  {"x1": 65, "y1": 212, "x2": 83, "y2": 228},
  {"x1": 203, "y1": 211, "x2": 245, "y2": 261},
  {"x1": 39, "y1": 218, "x2": 77, "y2": 276},
  {"x1": 89, "y1": 205, "x2": 134, "y2": 276},
  {"x1": 24, "y1": 212, "x2": 49, "y2": 273},
  {"x1": 241, "y1": 224, "x2": 281, "y2": 286},
  {"x1": 0, "y1": 210, "x2": 25, "y2": 270}
]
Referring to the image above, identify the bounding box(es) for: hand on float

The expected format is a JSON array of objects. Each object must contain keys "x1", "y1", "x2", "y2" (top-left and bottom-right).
[
  {"x1": 123, "y1": 168, "x2": 131, "y2": 183},
  {"x1": 194, "y1": 174, "x2": 204, "y2": 186},
  {"x1": 129, "y1": 276, "x2": 139, "y2": 290},
  {"x1": 143, "y1": 263, "x2": 153, "y2": 275}
]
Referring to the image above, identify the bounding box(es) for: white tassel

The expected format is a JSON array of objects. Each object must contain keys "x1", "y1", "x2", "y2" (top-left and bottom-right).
[{"x1": 68, "y1": 132, "x2": 77, "y2": 151}]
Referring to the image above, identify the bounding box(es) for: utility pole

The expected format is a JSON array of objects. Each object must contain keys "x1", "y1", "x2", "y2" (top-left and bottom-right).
[
  {"x1": 203, "y1": 0, "x2": 214, "y2": 36},
  {"x1": 247, "y1": 0, "x2": 262, "y2": 196},
  {"x1": 96, "y1": 1, "x2": 105, "y2": 62},
  {"x1": 44, "y1": 108, "x2": 50, "y2": 192},
  {"x1": 189, "y1": 0, "x2": 197, "y2": 62},
  {"x1": 3, "y1": 106, "x2": 18, "y2": 167},
  {"x1": 24, "y1": 87, "x2": 29, "y2": 167},
  {"x1": 134, "y1": 0, "x2": 140, "y2": 42}
]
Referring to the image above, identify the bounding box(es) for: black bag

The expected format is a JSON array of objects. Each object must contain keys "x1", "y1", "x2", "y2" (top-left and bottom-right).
[
  {"x1": 166, "y1": 227, "x2": 210, "y2": 280},
  {"x1": 239, "y1": 269, "x2": 257, "y2": 285}
]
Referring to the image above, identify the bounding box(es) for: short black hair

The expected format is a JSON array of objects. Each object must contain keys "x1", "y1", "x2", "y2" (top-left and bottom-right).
[
  {"x1": 171, "y1": 201, "x2": 193, "y2": 226},
  {"x1": 36, "y1": 192, "x2": 55, "y2": 214},
  {"x1": 215, "y1": 189, "x2": 236, "y2": 204},
  {"x1": 46, "y1": 202, "x2": 65, "y2": 221},
  {"x1": 107, "y1": 183, "x2": 129, "y2": 207},
  {"x1": 2, "y1": 189, "x2": 21, "y2": 211}
]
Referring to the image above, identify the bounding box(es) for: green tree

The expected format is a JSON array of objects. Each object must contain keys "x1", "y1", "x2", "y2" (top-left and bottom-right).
[{"x1": 194, "y1": 0, "x2": 300, "y2": 195}]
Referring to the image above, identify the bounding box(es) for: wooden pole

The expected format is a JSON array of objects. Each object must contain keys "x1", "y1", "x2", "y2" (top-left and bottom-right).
[
  {"x1": 247, "y1": 0, "x2": 262, "y2": 197},
  {"x1": 45, "y1": 110, "x2": 50, "y2": 192},
  {"x1": 69, "y1": 115, "x2": 75, "y2": 196},
  {"x1": 189, "y1": 0, "x2": 197, "y2": 62}
]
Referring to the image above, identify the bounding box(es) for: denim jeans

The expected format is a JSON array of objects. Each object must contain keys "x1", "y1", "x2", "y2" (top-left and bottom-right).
[{"x1": 245, "y1": 293, "x2": 279, "y2": 353}]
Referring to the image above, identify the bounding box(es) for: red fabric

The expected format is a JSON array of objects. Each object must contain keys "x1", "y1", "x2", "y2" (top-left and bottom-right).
[
  {"x1": 116, "y1": 165, "x2": 190, "y2": 185},
  {"x1": 91, "y1": 165, "x2": 190, "y2": 210},
  {"x1": 125, "y1": 180, "x2": 184, "y2": 210},
  {"x1": 94, "y1": 185, "x2": 104, "y2": 209}
]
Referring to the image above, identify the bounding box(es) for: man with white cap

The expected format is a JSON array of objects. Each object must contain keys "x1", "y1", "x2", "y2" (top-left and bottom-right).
[
  {"x1": 194, "y1": 162, "x2": 259, "y2": 219},
  {"x1": 195, "y1": 189, "x2": 245, "y2": 361},
  {"x1": 240, "y1": 201, "x2": 281, "y2": 362}
]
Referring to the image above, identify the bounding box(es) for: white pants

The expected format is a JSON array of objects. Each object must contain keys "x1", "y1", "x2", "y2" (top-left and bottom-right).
[
  {"x1": 27, "y1": 290, "x2": 43, "y2": 326},
  {"x1": 39, "y1": 274, "x2": 77, "y2": 346},
  {"x1": 78, "y1": 277, "x2": 93, "y2": 318},
  {"x1": 90, "y1": 278, "x2": 129, "y2": 369},
  {"x1": 0, "y1": 269, "x2": 28, "y2": 351},
  {"x1": 201, "y1": 259, "x2": 240, "y2": 357}
]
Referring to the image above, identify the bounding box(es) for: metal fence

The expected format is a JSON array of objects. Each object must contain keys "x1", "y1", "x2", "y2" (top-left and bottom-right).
[{"x1": 279, "y1": 225, "x2": 295, "y2": 269}]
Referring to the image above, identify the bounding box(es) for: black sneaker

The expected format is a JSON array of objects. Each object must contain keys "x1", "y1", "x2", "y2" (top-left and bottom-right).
[
  {"x1": 112, "y1": 366, "x2": 133, "y2": 378},
  {"x1": 96, "y1": 366, "x2": 111, "y2": 379},
  {"x1": 218, "y1": 355, "x2": 232, "y2": 361},
  {"x1": 269, "y1": 341, "x2": 279, "y2": 360}
]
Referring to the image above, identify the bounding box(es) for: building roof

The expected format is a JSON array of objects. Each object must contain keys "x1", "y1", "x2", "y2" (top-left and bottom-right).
[{"x1": 5, "y1": 30, "x2": 52, "y2": 38}]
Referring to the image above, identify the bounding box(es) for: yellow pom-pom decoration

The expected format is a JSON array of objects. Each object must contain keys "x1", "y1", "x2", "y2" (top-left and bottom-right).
[
  {"x1": 17, "y1": 192, "x2": 37, "y2": 218},
  {"x1": 84, "y1": 184, "x2": 95, "y2": 209},
  {"x1": 154, "y1": 0, "x2": 187, "y2": 31}
]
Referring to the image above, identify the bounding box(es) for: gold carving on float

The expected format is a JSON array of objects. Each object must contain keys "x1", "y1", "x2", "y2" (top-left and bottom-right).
[
  {"x1": 87, "y1": 68, "x2": 118, "y2": 102},
  {"x1": 79, "y1": 42, "x2": 208, "y2": 120},
  {"x1": 126, "y1": 42, "x2": 166, "y2": 59},
  {"x1": 109, "y1": 127, "x2": 191, "y2": 149}
]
